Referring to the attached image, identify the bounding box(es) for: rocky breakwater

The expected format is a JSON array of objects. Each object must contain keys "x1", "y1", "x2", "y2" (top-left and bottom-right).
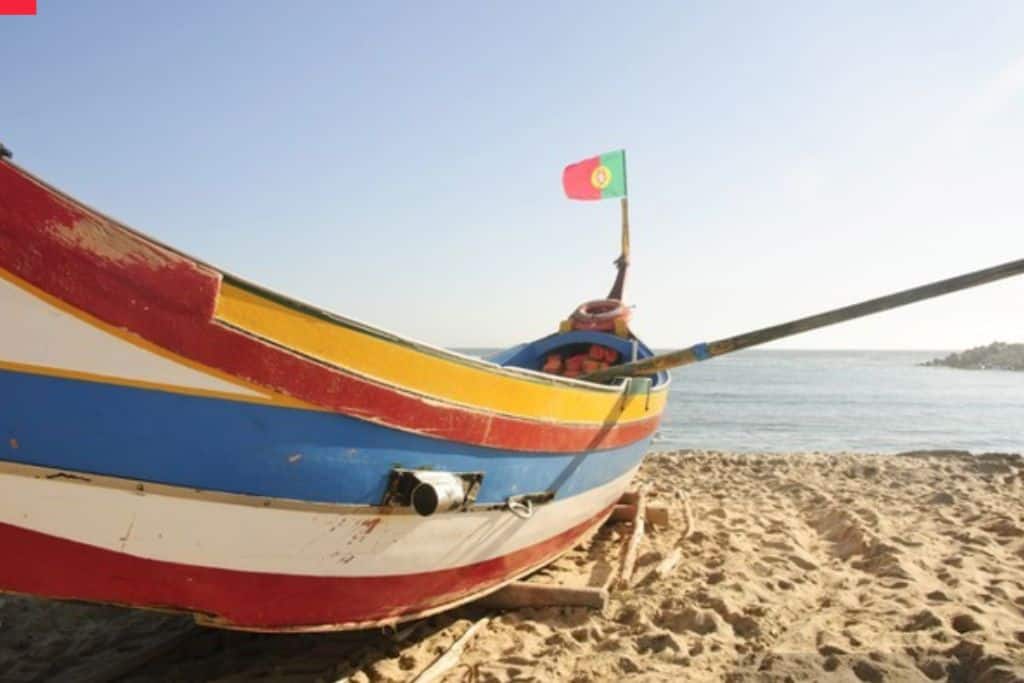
[{"x1": 924, "y1": 342, "x2": 1024, "y2": 371}]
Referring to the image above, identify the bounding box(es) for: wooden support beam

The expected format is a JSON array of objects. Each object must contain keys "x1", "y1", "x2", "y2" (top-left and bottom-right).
[
  {"x1": 618, "y1": 490, "x2": 639, "y2": 505},
  {"x1": 617, "y1": 492, "x2": 646, "y2": 589},
  {"x1": 412, "y1": 617, "x2": 490, "y2": 683},
  {"x1": 679, "y1": 496, "x2": 694, "y2": 541},
  {"x1": 609, "y1": 503, "x2": 670, "y2": 526},
  {"x1": 653, "y1": 548, "x2": 683, "y2": 580},
  {"x1": 635, "y1": 547, "x2": 683, "y2": 588},
  {"x1": 585, "y1": 257, "x2": 1024, "y2": 382},
  {"x1": 385, "y1": 620, "x2": 423, "y2": 643},
  {"x1": 475, "y1": 582, "x2": 608, "y2": 610}
]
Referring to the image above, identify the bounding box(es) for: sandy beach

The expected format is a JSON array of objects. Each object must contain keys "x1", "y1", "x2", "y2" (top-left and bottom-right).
[{"x1": 2, "y1": 449, "x2": 1023, "y2": 682}]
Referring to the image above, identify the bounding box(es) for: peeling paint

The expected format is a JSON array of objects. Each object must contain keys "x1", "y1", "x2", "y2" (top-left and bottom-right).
[
  {"x1": 8, "y1": 438, "x2": 18, "y2": 449},
  {"x1": 287, "y1": 453, "x2": 302, "y2": 463},
  {"x1": 118, "y1": 514, "x2": 137, "y2": 551},
  {"x1": 44, "y1": 472, "x2": 91, "y2": 482}
]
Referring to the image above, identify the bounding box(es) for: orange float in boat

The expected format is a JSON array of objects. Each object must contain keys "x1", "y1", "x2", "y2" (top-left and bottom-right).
[
  {"x1": 542, "y1": 354, "x2": 563, "y2": 374},
  {"x1": 569, "y1": 299, "x2": 631, "y2": 332}
]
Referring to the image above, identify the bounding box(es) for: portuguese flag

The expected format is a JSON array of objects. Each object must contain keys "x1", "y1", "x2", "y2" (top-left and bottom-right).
[{"x1": 562, "y1": 149, "x2": 627, "y2": 200}]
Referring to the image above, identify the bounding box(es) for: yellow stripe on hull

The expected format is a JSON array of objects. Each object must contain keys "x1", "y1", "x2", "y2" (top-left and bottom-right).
[{"x1": 214, "y1": 283, "x2": 667, "y2": 424}]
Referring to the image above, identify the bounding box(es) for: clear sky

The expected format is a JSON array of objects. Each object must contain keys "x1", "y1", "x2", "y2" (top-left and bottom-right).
[{"x1": 3, "y1": 2, "x2": 1022, "y2": 350}]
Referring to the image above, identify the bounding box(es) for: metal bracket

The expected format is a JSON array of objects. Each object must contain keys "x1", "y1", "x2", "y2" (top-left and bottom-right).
[
  {"x1": 505, "y1": 491, "x2": 555, "y2": 518},
  {"x1": 382, "y1": 468, "x2": 483, "y2": 511}
]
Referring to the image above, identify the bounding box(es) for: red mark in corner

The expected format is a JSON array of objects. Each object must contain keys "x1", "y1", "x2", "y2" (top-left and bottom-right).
[{"x1": 0, "y1": 0, "x2": 36, "y2": 15}]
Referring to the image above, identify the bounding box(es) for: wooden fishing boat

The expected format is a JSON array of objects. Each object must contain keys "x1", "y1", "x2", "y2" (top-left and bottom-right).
[
  {"x1": 0, "y1": 155, "x2": 668, "y2": 631},
  {"x1": 3, "y1": 146, "x2": 1022, "y2": 633}
]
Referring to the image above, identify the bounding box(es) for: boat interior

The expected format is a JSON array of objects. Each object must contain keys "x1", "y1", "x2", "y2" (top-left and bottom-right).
[{"x1": 489, "y1": 330, "x2": 668, "y2": 386}]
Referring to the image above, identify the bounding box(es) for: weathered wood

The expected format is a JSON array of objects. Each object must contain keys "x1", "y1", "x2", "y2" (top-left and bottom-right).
[
  {"x1": 589, "y1": 559, "x2": 618, "y2": 592},
  {"x1": 635, "y1": 547, "x2": 684, "y2": 588},
  {"x1": 609, "y1": 503, "x2": 669, "y2": 526},
  {"x1": 679, "y1": 496, "x2": 694, "y2": 541},
  {"x1": 609, "y1": 504, "x2": 636, "y2": 522},
  {"x1": 476, "y1": 582, "x2": 608, "y2": 609},
  {"x1": 648, "y1": 505, "x2": 669, "y2": 527},
  {"x1": 654, "y1": 548, "x2": 683, "y2": 579},
  {"x1": 584, "y1": 257, "x2": 1024, "y2": 381},
  {"x1": 617, "y1": 492, "x2": 646, "y2": 589},
  {"x1": 385, "y1": 619, "x2": 423, "y2": 643},
  {"x1": 618, "y1": 490, "x2": 639, "y2": 505},
  {"x1": 412, "y1": 617, "x2": 490, "y2": 683}
]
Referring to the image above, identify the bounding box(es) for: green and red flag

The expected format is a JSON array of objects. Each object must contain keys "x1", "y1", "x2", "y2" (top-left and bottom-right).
[{"x1": 562, "y1": 149, "x2": 627, "y2": 200}]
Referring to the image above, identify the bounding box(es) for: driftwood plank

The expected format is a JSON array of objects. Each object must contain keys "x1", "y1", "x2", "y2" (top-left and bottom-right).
[
  {"x1": 679, "y1": 495, "x2": 694, "y2": 542},
  {"x1": 411, "y1": 617, "x2": 490, "y2": 683},
  {"x1": 609, "y1": 503, "x2": 669, "y2": 526},
  {"x1": 636, "y1": 547, "x2": 684, "y2": 587},
  {"x1": 618, "y1": 490, "x2": 639, "y2": 506},
  {"x1": 654, "y1": 547, "x2": 683, "y2": 579},
  {"x1": 476, "y1": 582, "x2": 607, "y2": 610},
  {"x1": 617, "y1": 492, "x2": 646, "y2": 589}
]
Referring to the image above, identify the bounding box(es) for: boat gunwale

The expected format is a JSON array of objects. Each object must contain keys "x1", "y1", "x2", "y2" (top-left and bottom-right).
[
  {"x1": 4, "y1": 158, "x2": 670, "y2": 398},
  {"x1": 1, "y1": 266, "x2": 665, "y2": 434}
]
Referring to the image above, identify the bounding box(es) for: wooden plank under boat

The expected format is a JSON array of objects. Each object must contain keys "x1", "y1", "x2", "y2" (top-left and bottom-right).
[{"x1": 0, "y1": 158, "x2": 669, "y2": 631}]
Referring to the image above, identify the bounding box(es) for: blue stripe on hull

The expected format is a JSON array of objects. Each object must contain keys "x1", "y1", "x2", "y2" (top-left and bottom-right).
[{"x1": 0, "y1": 369, "x2": 652, "y2": 505}]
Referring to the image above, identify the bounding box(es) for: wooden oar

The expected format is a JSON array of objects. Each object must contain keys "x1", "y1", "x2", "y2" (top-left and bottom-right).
[{"x1": 583, "y1": 257, "x2": 1024, "y2": 382}]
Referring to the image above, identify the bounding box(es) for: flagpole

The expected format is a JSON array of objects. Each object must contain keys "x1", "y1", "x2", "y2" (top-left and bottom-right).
[
  {"x1": 607, "y1": 196, "x2": 630, "y2": 301},
  {"x1": 620, "y1": 196, "x2": 630, "y2": 263}
]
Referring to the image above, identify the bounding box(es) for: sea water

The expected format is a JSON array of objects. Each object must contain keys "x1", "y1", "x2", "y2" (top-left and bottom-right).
[
  {"x1": 656, "y1": 350, "x2": 1022, "y2": 454},
  {"x1": 462, "y1": 349, "x2": 1023, "y2": 454}
]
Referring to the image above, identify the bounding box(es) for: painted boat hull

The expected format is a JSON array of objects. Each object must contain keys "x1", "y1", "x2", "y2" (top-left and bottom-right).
[
  {"x1": 0, "y1": 460, "x2": 634, "y2": 631},
  {"x1": 0, "y1": 159, "x2": 669, "y2": 630}
]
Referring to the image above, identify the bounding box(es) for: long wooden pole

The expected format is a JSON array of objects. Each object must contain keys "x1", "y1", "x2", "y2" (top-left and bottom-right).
[
  {"x1": 584, "y1": 256, "x2": 1024, "y2": 382},
  {"x1": 607, "y1": 197, "x2": 630, "y2": 301},
  {"x1": 620, "y1": 196, "x2": 630, "y2": 261}
]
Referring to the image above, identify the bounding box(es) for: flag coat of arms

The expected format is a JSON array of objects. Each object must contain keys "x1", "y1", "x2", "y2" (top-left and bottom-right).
[{"x1": 562, "y1": 150, "x2": 627, "y2": 200}]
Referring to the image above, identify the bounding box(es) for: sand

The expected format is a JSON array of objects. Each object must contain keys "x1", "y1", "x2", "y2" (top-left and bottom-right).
[{"x1": 2, "y1": 450, "x2": 1023, "y2": 682}]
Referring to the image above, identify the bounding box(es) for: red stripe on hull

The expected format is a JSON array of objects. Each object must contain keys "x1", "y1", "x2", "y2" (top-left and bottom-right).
[
  {"x1": 0, "y1": 162, "x2": 660, "y2": 452},
  {"x1": 0, "y1": 505, "x2": 612, "y2": 631}
]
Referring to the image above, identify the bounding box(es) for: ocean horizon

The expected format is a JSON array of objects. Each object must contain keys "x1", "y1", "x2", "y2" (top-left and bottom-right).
[{"x1": 458, "y1": 348, "x2": 1023, "y2": 455}]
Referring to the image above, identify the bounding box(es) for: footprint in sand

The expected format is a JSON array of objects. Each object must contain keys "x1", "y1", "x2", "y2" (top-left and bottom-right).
[
  {"x1": 852, "y1": 660, "x2": 885, "y2": 682},
  {"x1": 788, "y1": 553, "x2": 818, "y2": 571},
  {"x1": 656, "y1": 606, "x2": 721, "y2": 637},
  {"x1": 950, "y1": 614, "x2": 983, "y2": 634},
  {"x1": 900, "y1": 609, "x2": 943, "y2": 632}
]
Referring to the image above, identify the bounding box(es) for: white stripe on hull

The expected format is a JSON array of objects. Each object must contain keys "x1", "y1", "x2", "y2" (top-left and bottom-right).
[
  {"x1": 0, "y1": 466, "x2": 635, "y2": 577},
  {"x1": 0, "y1": 273, "x2": 264, "y2": 398}
]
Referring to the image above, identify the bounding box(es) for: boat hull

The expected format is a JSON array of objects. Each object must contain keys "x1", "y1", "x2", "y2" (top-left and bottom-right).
[
  {"x1": 0, "y1": 264, "x2": 654, "y2": 630},
  {"x1": 0, "y1": 460, "x2": 634, "y2": 631},
  {"x1": 0, "y1": 158, "x2": 668, "y2": 630}
]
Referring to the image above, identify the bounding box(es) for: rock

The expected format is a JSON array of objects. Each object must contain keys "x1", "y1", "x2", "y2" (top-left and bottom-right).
[{"x1": 923, "y1": 342, "x2": 1024, "y2": 372}]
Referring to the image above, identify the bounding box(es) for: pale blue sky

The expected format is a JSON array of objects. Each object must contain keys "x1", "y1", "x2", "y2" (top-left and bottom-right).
[{"x1": 3, "y1": 2, "x2": 1022, "y2": 349}]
